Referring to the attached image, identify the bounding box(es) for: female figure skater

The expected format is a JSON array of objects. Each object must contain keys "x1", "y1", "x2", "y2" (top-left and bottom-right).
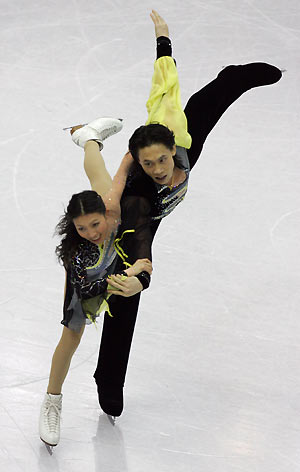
[
  {"x1": 94, "y1": 10, "x2": 283, "y2": 417},
  {"x1": 39, "y1": 118, "x2": 153, "y2": 447}
]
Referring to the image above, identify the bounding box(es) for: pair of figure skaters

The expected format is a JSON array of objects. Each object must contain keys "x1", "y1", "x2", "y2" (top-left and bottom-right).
[{"x1": 39, "y1": 10, "x2": 282, "y2": 447}]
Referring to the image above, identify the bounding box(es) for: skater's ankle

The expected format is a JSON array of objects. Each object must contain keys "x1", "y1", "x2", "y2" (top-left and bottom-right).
[{"x1": 84, "y1": 140, "x2": 102, "y2": 151}]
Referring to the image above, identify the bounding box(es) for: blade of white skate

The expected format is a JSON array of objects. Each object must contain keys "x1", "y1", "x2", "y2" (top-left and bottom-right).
[
  {"x1": 107, "y1": 414, "x2": 116, "y2": 425},
  {"x1": 42, "y1": 442, "x2": 54, "y2": 455},
  {"x1": 40, "y1": 436, "x2": 57, "y2": 453},
  {"x1": 62, "y1": 123, "x2": 88, "y2": 130}
]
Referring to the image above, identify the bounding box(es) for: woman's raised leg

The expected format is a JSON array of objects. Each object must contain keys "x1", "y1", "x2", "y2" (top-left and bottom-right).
[
  {"x1": 83, "y1": 140, "x2": 112, "y2": 198},
  {"x1": 70, "y1": 117, "x2": 123, "y2": 198}
]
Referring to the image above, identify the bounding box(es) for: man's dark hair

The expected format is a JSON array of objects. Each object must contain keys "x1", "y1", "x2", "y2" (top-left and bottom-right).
[{"x1": 129, "y1": 123, "x2": 175, "y2": 162}]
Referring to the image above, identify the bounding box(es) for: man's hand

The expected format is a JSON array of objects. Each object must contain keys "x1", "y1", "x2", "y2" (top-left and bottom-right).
[
  {"x1": 107, "y1": 275, "x2": 143, "y2": 297},
  {"x1": 150, "y1": 10, "x2": 169, "y2": 39},
  {"x1": 125, "y1": 258, "x2": 153, "y2": 277}
]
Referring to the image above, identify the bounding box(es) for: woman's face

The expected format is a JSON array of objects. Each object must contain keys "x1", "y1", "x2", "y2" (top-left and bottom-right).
[
  {"x1": 138, "y1": 143, "x2": 176, "y2": 186},
  {"x1": 73, "y1": 212, "x2": 107, "y2": 245}
]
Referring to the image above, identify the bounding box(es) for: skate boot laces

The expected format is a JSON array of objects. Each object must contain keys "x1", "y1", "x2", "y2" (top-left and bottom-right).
[{"x1": 43, "y1": 397, "x2": 62, "y2": 433}]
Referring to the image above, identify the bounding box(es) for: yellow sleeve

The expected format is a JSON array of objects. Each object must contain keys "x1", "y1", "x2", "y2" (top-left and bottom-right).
[{"x1": 146, "y1": 56, "x2": 192, "y2": 149}]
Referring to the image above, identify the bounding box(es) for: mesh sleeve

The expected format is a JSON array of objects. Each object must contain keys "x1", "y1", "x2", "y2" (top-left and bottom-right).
[{"x1": 119, "y1": 195, "x2": 154, "y2": 263}]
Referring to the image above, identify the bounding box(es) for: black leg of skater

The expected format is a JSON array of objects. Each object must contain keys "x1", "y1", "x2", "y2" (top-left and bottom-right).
[
  {"x1": 184, "y1": 62, "x2": 282, "y2": 170},
  {"x1": 94, "y1": 201, "x2": 160, "y2": 417},
  {"x1": 94, "y1": 292, "x2": 141, "y2": 417}
]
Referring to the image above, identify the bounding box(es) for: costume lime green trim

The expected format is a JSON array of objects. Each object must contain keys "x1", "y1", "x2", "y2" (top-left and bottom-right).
[
  {"x1": 83, "y1": 229, "x2": 135, "y2": 327},
  {"x1": 114, "y1": 229, "x2": 135, "y2": 267},
  {"x1": 83, "y1": 274, "x2": 128, "y2": 327},
  {"x1": 146, "y1": 56, "x2": 192, "y2": 149},
  {"x1": 86, "y1": 244, "x2": 104, "y2": 270}
]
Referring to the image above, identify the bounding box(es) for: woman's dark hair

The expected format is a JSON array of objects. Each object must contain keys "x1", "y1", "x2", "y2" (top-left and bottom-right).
[
  {"x1": 54, "y1": 190, "x2": 106, "y2": 268},
  {"x1": 129, "y1": 123, "x2": 175, "y2": 163}
]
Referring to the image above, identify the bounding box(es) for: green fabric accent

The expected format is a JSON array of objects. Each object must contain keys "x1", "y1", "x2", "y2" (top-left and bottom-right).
[{"x1": 81, "y1": 275, "x2": 128, "y2": 327}]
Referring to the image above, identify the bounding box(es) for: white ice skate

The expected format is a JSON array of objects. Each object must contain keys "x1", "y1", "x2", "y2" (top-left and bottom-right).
[
  {"x1": 39, "y1": 393, "x2": 62, "y2": 447},
  {"x1": 70, "y1": 117, "x2": 123, "y2": 150}
]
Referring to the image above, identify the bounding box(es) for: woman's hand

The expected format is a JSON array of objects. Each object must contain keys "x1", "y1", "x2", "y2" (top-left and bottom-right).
[
  {"x1": 150, "y1": 10, "x2": 169, "y2": 38},
  {"x1": 107, "y1": 275, "x2": 143, "y2": 297},
  {"x1": 123, "y1": 151, "x2": 134, "y2": 164},
  {"x1": 125, "y1": 258, "x2": 153, "y2": 277},
  {"x1": 121, "y1": 151, "x2": 134, "y2": 173}
]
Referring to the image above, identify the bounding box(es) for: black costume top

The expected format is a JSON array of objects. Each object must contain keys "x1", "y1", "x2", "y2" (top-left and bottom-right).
[{"x1": 123, "y1": 146, "x2": 190, "y2": 221}]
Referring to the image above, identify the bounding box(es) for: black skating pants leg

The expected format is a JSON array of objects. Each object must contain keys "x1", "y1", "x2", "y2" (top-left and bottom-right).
[
  {"x1": 94, "y1": 292, "x2": 141, "y2": 390},
  {"x1": 94, "y1": 220, "x2": 161, "y2": 415},
  {"x1": 184, "y1": 62, "x2": 282, "y2": 170}
]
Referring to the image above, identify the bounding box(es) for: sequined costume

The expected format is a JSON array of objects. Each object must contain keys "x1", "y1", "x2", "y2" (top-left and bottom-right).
[
  {"x1": 61, "y1": 190, "x2": 153, "y2": 333},
  {"x1": 60, "y1": 151, "x2": 149, "y2": 333},
  {"x1": 94, "y1": 36, "x2": 282, "y2": 414},
  {"x1": 62, "y1": 228, "x2": 119, "y2": 333}
]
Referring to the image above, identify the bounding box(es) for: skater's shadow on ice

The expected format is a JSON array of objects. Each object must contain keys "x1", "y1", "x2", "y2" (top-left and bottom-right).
[{"x1": 93, "y1": 413, "x2": 128, "y2": 470}]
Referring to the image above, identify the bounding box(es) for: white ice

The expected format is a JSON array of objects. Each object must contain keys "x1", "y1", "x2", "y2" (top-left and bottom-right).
[{"x1": 0, "y1": 0, "x2": 300, "y2": 471}]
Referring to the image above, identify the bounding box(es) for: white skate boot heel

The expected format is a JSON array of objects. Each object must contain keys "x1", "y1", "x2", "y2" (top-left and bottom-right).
[
  {"x1": 71, "y1": 124, "x2": 104, "y2": 149},
  {"x1": 39, "y1": 393, "x2": 62, "y2": 447},
  {"x1": 71, "y1": 117, "x2": 123, "y2": 150}
]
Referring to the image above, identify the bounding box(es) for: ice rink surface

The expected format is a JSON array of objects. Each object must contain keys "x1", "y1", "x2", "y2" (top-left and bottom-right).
[{"x1": 0, "y1": 0, "x2": 300, "y2": 470}]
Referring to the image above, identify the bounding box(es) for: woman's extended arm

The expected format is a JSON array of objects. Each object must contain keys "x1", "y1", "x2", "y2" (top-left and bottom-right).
[
  {"x1": 102, "y1": 152, "x2": 133, "y2": 216},
  {"x1": 109, "y1": 152, "x2": 134, "y2": 201}
]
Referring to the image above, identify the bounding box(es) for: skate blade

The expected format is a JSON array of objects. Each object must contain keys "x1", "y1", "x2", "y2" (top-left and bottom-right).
[
  {"x1": 40, "y1": 437, "x2": 56, "y2": 454},
  {"x1": 62, "y1": 123, "x2": 88, "y2": 131},
  {"x1": 63, "y1": 118, "x2": 123, "y2": 131},
  {"x1": 45, "y1": 444, "x2": 54, "y2": 455},
  {"x1": 107, "y1": 414, "x2": 116, "y2": 425}
]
